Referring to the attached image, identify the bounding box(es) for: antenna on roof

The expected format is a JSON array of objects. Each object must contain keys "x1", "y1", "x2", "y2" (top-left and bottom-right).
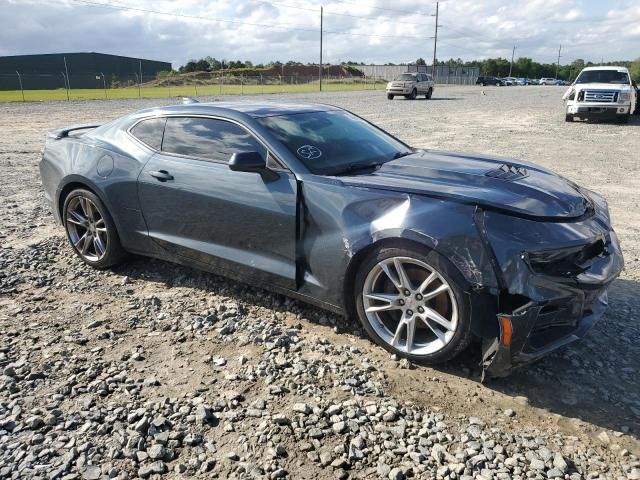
[{"x1": 182, "y1": 97, "x2": 199, "y2": 104}]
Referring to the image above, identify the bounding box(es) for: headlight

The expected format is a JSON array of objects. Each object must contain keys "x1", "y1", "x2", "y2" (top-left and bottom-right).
[{"x1": 619, "y1": 92, "x2": 630, "y2": 103}]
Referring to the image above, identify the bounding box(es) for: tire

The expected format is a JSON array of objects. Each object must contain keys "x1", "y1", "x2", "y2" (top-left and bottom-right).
[
  {"x1": 426, "y1": 88, "x2": 433, "y2": 99},
  {"x1": 62, "y1": 189, "x2": 128, "y2": 269},
  {"x1": 387, "y1": 93, "x2": 394, "y2": 100},
  {"x1": 354, "y1": 245, "x2": 472, "y2": 364},
  {"x1": 565, "y1": 114, "x2": 574, "y2": 122},
  {"x1": 618, "y1": 114, "x2": 630, "y2": 124},
  {"x1": 408, "y1": 88, "x2": 417, "y2": 100},
  {"x1": 480, "y1": 82, "x2": 486, "y2": 86}
]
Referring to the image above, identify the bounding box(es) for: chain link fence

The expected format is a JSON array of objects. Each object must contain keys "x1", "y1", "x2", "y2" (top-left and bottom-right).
[{"x1": 0, "y1": 72, "x2": 392, "y2": 102}]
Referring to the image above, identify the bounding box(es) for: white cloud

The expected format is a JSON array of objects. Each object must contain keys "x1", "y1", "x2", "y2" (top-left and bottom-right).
[{"x1": 0, "y1": 0, "x2": 638, "y2": 67}]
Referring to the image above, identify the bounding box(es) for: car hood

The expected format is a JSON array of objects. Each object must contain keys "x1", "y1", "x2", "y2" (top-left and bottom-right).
[
  {"x1": 571, "y1": 83, "x2": 632, "y2": 92},
  {"x1": 338, "y1": 151, "x2": 591, "y2": 219}
]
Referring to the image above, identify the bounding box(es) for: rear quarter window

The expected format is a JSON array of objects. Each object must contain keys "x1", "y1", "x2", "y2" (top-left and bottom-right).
[{"x1": 130, "y1": 117, "x2": 166, "y2": 150}]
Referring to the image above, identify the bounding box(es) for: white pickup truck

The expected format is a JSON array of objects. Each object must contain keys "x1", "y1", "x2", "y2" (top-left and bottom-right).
[{"x1": 563, "y1": 66, "x2": 637, "y2": 123}]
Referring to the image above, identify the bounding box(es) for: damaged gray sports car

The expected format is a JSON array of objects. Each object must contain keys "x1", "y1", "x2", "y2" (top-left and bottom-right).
[{"x1": 39, "y1": 102, "x2": 624, "y2": 378}]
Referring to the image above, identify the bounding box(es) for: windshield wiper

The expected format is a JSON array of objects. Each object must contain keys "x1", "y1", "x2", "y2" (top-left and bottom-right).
[
  {"x1": 392, "y1": 150, "x2": 413, "y2": 160},
  {"x1": 331, "y1": 162, "x2": 384, "y2": 176}
]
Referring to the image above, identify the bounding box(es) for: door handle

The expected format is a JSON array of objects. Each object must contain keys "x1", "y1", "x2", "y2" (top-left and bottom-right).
[{"x1": 149, "y1": 170, "x2": 174, "y2": 181}]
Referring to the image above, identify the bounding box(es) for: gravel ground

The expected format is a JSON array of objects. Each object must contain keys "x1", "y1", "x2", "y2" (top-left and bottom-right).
[{"x1": 0, "y1": 86, "x2": 639, "y2": 480}]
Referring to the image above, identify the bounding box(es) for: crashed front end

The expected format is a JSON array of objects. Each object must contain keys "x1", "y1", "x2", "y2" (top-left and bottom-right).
[{"x1": 477, "y1": 190, "x2": 624, "y2": 378}]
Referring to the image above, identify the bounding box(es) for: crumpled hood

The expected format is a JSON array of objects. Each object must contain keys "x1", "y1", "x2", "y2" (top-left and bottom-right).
[{"x1": 339, "y1": 151, "x2": 591, "y2": 219}]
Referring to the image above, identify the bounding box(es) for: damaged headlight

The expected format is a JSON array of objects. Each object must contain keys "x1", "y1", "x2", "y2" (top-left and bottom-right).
[{"x1": 525, "y1": 238, "x2": 607, "y2": 277}]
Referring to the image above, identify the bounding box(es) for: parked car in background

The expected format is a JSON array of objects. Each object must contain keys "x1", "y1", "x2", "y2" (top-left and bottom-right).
[
  {"x1": 539, "y1": 78, "x2": 557, "y2": 85},
  {"x1": 502, "y1": 77, "x2": 517, "y2": 86},
  {"x1": 529, "y1": 79, "x2": 540, "y2": 85},
  {"x1": 386, "y1": 73, "x2": 434, "y2": 100},
  {"x1": 40, "y1": 101, "x2": 624, "y2": 378},
  {"x1": 563, "y1": 66, "x2": 637, "y2": 123},
  {"x1": 475, "y1": 76, "x2": 504, "y2": 86},
  {"x1": 515, "y1": 78, "x2": 529, "y2": 86}
]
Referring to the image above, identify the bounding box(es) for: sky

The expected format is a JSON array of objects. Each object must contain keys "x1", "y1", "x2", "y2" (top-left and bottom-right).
[{"x1": 1, "y1": 0, "x2": 639, "y2": 68}]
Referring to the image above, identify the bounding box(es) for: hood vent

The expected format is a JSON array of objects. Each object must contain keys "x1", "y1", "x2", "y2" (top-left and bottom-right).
[{"x1": 485, "y1": 163, "x2": 528, "y2": 181}]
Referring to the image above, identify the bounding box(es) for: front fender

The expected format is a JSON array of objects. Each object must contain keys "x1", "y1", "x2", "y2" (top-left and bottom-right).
[{"x1": 298, "y1": 177, "x2": 500, "y2": 312}]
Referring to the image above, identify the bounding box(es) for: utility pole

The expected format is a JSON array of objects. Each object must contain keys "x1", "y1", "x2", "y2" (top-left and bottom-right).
[
  {"x1": 319, "y1": 5, "x2": 323, "y2": 91},
  {"x1": 432, "y1": 1, "x2": 439, "y2": 80},
  {"x1": 555, "y1": 44, "x2": 562, "y2": 79},
  {"x1": 508, "y1": 46, "x2": 516, "y2": 77}
]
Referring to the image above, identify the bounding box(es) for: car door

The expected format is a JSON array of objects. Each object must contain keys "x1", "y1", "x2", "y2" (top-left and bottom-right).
[
  {"x1": 136, "y1": 116, "x2": 298, "y2": 290},
  {"x1": 417, "y1": 74, "x2": 426, "y2": 93}
]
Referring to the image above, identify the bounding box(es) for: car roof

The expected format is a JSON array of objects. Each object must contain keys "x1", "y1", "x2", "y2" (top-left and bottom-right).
[
  {"x1": 133, "y1": 101, "x2": 341, "y2": 119},
  {"x1": 581, "y1": 66, "x2": 630, "y2": 73}
]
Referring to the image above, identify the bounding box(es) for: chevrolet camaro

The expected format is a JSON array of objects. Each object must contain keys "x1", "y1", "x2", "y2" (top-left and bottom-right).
[{"x1": 39, "y1": 101, "x2": 624, "y2": 378}]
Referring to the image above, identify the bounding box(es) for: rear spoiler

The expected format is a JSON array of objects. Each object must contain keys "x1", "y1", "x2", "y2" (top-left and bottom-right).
[{"x1": 47, "y1": 123, "x2": 102, "y2": 140}]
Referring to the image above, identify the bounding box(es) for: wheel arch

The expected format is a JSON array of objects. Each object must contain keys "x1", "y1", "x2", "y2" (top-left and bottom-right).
[
  {"x1": 56, "y1": 176, "x2": 125, "y2": 239},
  {"x1": 57, "y1": 179, "x2": 101, "y2": 220},
  {"x1": 343, "y1": 235, "x2": 471, "y2": 318}
]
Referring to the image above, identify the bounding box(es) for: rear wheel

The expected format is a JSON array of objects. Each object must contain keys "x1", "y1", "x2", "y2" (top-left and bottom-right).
[
  {"x1": 354, "y1": 246, "x2": 472, "y2": 364},
  {"x1": 63, "y1": 189, "x2": 127, "y2": 269}
]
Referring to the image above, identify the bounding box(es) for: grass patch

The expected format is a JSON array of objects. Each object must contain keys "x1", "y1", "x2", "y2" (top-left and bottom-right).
[{"x1": 0, "y1": 80, "x2": 386, "y2": 103}]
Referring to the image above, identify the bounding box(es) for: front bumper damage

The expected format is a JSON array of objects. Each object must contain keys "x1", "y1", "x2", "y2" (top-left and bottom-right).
[{"x1": 477, "y1": 199, "x2": 624, "y2": 379}]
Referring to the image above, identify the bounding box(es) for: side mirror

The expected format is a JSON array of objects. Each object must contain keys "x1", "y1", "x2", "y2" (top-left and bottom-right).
[{"x1": 229, "y1": 151, "x2": 266, "y2": 173}]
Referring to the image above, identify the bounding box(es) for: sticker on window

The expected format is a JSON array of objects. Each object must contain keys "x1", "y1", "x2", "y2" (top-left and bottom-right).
[{"x1": 296, "y1": 145, "x2": 322, "y2": 160}]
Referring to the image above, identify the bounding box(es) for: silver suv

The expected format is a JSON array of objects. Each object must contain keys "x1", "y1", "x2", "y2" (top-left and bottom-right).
[{"x1": 386, "y1": 73, "x2": 434, "y2": 100}]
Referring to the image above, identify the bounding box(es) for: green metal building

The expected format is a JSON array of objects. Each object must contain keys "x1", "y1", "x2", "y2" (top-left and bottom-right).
[{"x1": 0, "y1": 52, "x2": 172, "y2": 90}]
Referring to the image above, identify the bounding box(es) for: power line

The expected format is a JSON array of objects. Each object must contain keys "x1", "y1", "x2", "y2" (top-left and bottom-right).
[
  {"x1": 257, "y1": 0, "x2": 437, "y2": 26},
  {"x1": 251, "y1": 0, "x2": 437, "y2": 27},
  {"x1": 328, "y1": 0, "x2": 438, "y2": 17},
  {"x1": 323, "y1": 9, "x2": 436, "y2": 27},
  {"x1": 68, "y1": 0, "x2": 435, "y2": 41}
]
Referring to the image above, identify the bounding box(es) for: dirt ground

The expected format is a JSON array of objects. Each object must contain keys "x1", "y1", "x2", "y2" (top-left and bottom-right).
[{"x1": 1, "y1": 86, "x2": 639, "y2": 479}]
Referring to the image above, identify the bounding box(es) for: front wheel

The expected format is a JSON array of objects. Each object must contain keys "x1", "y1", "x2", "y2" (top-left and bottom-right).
[
  {"x1": 565, "y1": 114, "x2": 574, "y2": 122},
  {"x1": 618, "y1": 113, "x2": 630, "y2": 124},
  {"x1": 63, "y1": 189, "x2": 127, "y2": 269},
  {"x1": 354, "y1": 246, "x2": 472, "y2": 364},
  {"x1": 426, "y1": 88, "x2": 433, "y2": 99},
  {"x1": 406, "y1": 89, "x2": 417, "y2": 100},
  {"x1": 387, "y1": 93, "x2": 394, "y2": 100}
]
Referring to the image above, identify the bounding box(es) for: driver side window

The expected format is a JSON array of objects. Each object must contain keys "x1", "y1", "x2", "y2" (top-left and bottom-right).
[{"x1": 161, "y1": 117, "x2": 267, "y2": 163}]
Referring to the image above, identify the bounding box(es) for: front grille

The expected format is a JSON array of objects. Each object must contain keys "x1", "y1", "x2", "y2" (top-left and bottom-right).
[{"x1": 583, "y1": 90, "x2": 618, "y2": 103}]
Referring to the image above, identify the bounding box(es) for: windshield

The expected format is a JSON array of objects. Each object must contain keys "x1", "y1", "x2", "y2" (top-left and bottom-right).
[
  {"x1": 395, "y1": 74, "x2": 417, "y2": 81},
  {"x1": 575, "y1": 70, "x2": 630, "y2": 85},
  {"x1": 257, "y1": 110, "x2": 411, "y2": 175}
]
